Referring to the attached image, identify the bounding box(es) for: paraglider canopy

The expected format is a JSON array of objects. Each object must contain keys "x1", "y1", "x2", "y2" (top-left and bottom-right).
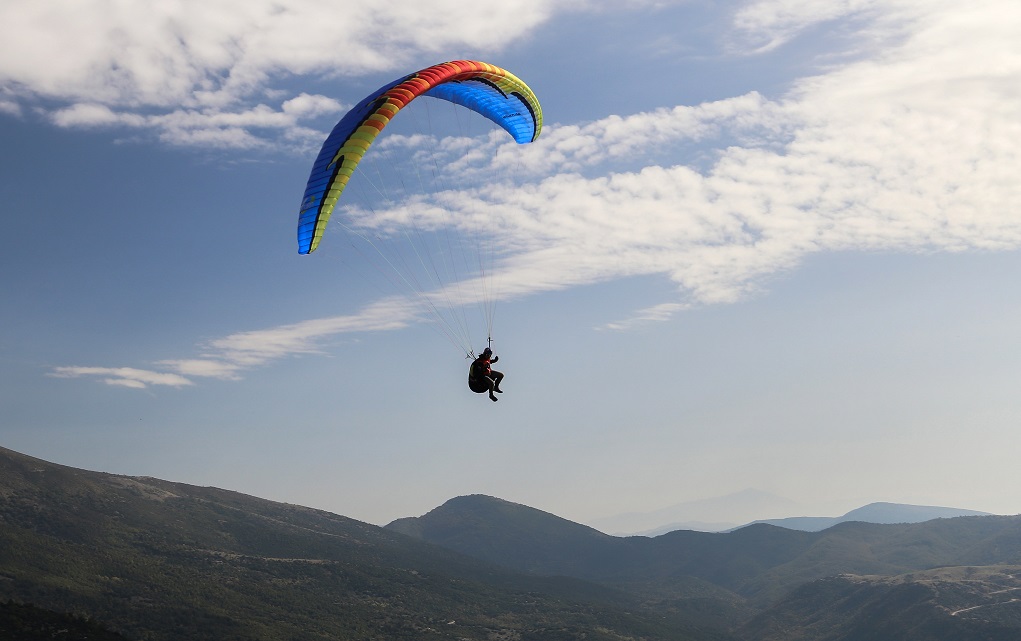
[{"x1": 297, "y1": 60, "x2": 543, "y2": 255}]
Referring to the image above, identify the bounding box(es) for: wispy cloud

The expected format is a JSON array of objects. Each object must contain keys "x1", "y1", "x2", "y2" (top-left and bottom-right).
[
  {"x1": 731, "y1": 0, "x2": 883, "y2": 53},
  {"x1": 49, "y1": 367, "x2": 194, "y2": 389},
  {"x1": 203, "y1": 299, "x2": 414, "y2": 367},
  {"x1": 49, "y1": 96, "x2": 344, "y2": 150},
  {"x1": 52, "y1": 298, "x2": 418, "y2": 388},
  {"x1": 599, "y1": 303, "x2": 689, "y2": 331},
  {"x1": 0, "y1": 99, "x2": 20, "y2": 117}
]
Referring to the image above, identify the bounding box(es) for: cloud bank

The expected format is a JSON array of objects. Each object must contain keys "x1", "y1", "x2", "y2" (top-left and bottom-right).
[{"x1": 0, "y1": 0, "x2": 578, "y2": 149}]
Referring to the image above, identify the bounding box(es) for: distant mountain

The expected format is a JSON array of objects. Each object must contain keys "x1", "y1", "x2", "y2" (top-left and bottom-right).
[
  {"x1": 388, "y1": 495, "x2": 757, "y2": 631},
  {"x1": 388, "y1": 495, "x2": 623, "y2": 576},
  {"x1": 588, "y1": 489, "x2": 798, "y2": 535},
  {"x1": 589, "y1": 492, "x2": 993, "y2": 536},
  {"x1": 0, "y1": 446, "x2": 714, "y2": 641},
  {"x1": 388, "y1": 494, "x2": 1021, "y2": 609},
  {"x1": 742, "y1": 502, "x2": 992, "y2": 532}
]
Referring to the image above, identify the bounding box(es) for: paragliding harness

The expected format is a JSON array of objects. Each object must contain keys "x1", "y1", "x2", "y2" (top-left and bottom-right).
[
  {"x1": 467, "y1": 339, "x2": 497, "y2": 394},
  {"x1": 467, "y1": 369, "x2": 491, "y2": 394}
]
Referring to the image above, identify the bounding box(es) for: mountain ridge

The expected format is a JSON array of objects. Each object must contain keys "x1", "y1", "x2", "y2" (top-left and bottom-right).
[
  {"x1": 588, "y1": 489, "x2": 797, "y2": 534},
  {"x1": 589, "y1": 490, "x2": 993, "y2": 535},
  {"x1": 741, "y1": 501, "x2": 992, "y2": 532}
]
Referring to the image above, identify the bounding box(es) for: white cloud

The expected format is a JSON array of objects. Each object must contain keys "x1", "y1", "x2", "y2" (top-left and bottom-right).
[
  {"x1": 50, "y1": 298, "x2": 418, "y2": 388},
  {"x1": 0, "y1": 0, "x2": 587, "y2": 148},
  {"x1": 49, "y1": 367, "x2": 194, "y2": 389},
  {"x1": 0, "y1": 99, "x2": 20, "y2": 117},
  {"x1": 600, "y1": 303, "x2": 689, "y2": 331},
  {"x1": 158, "y1": 359, "x2": 244, "y2": 381},
  {"x1": 0, "y1": 0, "x2": 556, "y2": 106},
  {"x1": 50, "y1": 103, "x2": 146, "y2": 128},
  {"x1": 49, "y1": 98, "x2": 344, "y2": 150},
  {"x1": 205, "y1": 298, "x2": 414, "y2": 367},
  {"x1": 484, "y1": 92, "x2": 786, "y2": 176},
  {"x1": 732, "y1": 0, "x2": 881, "y2": 52},
  {"x1": 281, "y1": 93, "x2": 345, "y2": 118}
]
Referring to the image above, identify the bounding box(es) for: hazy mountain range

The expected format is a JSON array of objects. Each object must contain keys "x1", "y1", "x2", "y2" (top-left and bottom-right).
[
  {"x1": 3, "y1": 445, "x2": 1021, "y2": 641},
  {"x1": 587, "y1": 488, "x2": 991, "y2": 535},
  {"x1": 587, "y1": 488, "x2": 800, "y2": 534},
  {"x1": 744, "y1": 501, "x2": 991, "y2": 533}
]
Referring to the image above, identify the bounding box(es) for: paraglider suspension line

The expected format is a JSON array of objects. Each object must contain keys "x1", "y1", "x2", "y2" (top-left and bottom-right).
[{"x1": 467, "y1": 336, "x2": 494, "y2": 361}]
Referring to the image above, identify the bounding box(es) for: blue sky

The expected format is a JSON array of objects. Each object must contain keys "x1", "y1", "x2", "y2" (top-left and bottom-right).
[{"x1": 2, "y1": 0, "x2": 1021, "y2": 530}]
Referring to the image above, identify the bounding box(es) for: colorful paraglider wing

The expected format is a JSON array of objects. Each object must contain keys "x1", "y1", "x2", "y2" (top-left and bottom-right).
[{"x1": 297, "y1": 60, "x2": 542, "y2": 255}]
